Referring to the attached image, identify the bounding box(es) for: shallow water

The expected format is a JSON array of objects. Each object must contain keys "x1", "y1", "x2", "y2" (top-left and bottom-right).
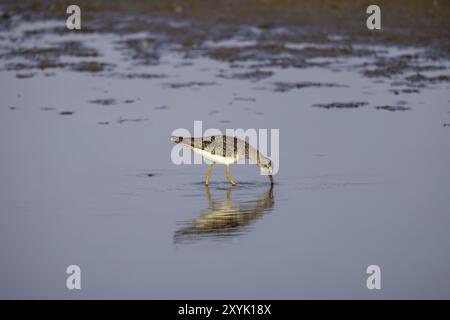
[{"x1": 1, "y1": 17, "x2": 450, "y2": 299}]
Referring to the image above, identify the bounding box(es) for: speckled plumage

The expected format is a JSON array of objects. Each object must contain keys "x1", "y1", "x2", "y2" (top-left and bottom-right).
[
  {"x1": 171, "y1": 135, "x2": 273, "y2": 184},
  {"x1": 173, "y1": 135, "x2": 268, "y2": 164}
]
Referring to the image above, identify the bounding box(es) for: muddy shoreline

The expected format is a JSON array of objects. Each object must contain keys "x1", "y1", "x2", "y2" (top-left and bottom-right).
[
  {"x1": 0, "y1": 1, "x2": 449, "y2": 112},
  {"x1": 1, "y1": 1, "x2": 449, "y2": 56}
]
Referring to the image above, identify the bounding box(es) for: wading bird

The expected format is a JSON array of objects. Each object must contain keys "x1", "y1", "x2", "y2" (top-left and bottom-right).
[{"x1": 171, "y1": 135, "x2": 273, "y2": 185}]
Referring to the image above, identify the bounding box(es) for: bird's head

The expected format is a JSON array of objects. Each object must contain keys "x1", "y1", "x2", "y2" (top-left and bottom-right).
[
  {"x1": 170, "y1": 136, "x2": 184, "y2": 144},
  {"x1": 259, "y1": 157, "x2": 273, "y2": 176}
]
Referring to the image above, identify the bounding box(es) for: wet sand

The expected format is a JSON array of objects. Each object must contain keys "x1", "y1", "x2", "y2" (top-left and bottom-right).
[{"x1": 0, "y1": 1, "x2": 450, "y2": 298}]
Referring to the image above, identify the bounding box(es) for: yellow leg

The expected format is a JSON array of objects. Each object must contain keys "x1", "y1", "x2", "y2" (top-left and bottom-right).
[
  {"x1": 205, "y1": 164, "x2": 214, "y2": 185},
  {"x1": 226, "y1": 165, "x2": 236, "y2": 186}
]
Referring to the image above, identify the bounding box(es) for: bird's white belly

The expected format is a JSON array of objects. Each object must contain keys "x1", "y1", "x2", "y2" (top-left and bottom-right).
[{"x1": 193, "y1": 148, "x2": 235, "y2": 165}]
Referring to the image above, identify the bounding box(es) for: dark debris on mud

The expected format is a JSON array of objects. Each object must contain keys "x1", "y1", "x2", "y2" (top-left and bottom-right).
[
  {"x1": 312, "y1": 102, "x2": 368, "y2": 109},
  {"x1": 15, "y1": 73, "x2": 34, "y2": 79},
  {"x1": 117, "y1": 117, "x2": 149, "y2": 124},
  {"x1": 405, "y1": 73, "x2": 449, "y2": 83},
  {"x1": 362, "y1": 55, "x2": 446, "y2": 78},
  {"x1": 0, "y1": 39, "x2": 111, "y2": 73},
  {"x1": 217, "y1": 69, "x2": 273, "y2": 81},
  {"x1": 209, "y1": 44, "x2": 371, "y2": 69},
  {"x1": 390, "y1": 88, "x2": 421, "y2": 95},
  {"x1": 11, "y1": 41, "x2": 99, "y2": 59},
  {"x1": 70, "y1": 61, "x2": 115, "y2": 73},
  {"x1": 233, "y1": 96, "x2": 256, "y2": 102},
  {"x1": 4, "y1": 59, "x2": 114, "y2": 73},
  {"x1": 59, "y1": 111, "x2": 75, "y2": 115},
  {"x1": 375, "y1": 105, "x2": 411, "y2": 112},
  {"x1": 162, "y1": 81, "x2": 218, "y2": 89},
  {"x1": 273, "y1": 81, "x2": 348, "y2": 92},
  {"x1": 108, "y1": 72, "x2": 166, "y2": 80},
  {"x1": 88, "y1": 98, "x2": 117, "y2": 106}
]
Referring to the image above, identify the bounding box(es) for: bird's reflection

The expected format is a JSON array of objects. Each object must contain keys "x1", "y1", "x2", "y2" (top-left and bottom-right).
[{"x1": 174, "y1": 185, "x2": 274, "y2": 243}]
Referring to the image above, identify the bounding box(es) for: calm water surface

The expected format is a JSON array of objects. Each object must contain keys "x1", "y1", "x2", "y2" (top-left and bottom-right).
[{"x1": 0, "y1": 19, "x2": 449, "y2": 298}]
